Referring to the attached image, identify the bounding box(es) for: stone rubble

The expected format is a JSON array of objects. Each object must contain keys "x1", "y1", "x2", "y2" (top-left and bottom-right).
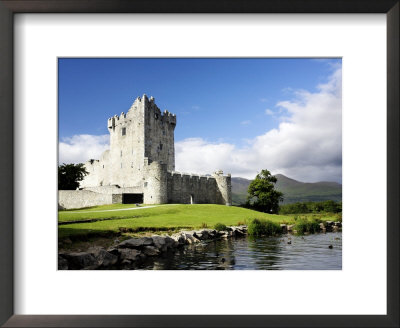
[{"x1": 58, "y1": 223, "x2": 340, "y2": 270}]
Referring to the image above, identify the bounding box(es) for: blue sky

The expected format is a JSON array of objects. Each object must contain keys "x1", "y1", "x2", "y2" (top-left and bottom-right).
[{"x1": 59, "y1": 58, "x2": 342, "y2": 182}]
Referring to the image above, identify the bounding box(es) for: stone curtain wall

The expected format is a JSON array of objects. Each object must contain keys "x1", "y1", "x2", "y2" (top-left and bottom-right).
[
  {"x1": 167, "y1": 173, "x2": 217, "y2": 204},
  {"x1": 166, "y1": 172, "x2": 231, "y2": 205},
  {"x1": 58, "y1": 190, "x2": 114, "y2": 210}
]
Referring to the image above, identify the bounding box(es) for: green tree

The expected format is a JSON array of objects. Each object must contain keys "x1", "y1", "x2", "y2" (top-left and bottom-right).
[
  {"x1": 58, "y1": 163, "x2": 89, "y2": 190},
  {"x1": 246, "y1": 169, "x2": 284, "y2": 214}
]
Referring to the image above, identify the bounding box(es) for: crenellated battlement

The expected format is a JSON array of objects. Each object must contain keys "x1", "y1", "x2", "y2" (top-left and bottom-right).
[
  {"x1": 170, "y1": 171, "x2": 214, "y2": 180},
  {"x1": 108, "y1": 94, "x2": 176, "y2": 130}
]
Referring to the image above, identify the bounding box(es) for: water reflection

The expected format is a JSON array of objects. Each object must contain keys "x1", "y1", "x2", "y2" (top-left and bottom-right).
[{"x1": 138, "y1": 232, "x2": 342, "y2": 270}]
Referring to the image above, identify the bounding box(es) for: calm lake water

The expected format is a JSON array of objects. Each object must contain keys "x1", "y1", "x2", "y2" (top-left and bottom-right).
[{"x1": 138, "y1": 232, "x2": 342, "y2": 270}]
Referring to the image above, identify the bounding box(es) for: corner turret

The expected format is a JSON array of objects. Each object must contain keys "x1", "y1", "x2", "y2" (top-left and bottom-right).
[{"x1": 213, "y1": 170, "x2": 232, "y2": 206}]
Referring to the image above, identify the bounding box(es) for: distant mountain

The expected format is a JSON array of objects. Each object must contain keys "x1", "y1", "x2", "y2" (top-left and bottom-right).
[{"x1": 231, "y1": 174, "x2": 342, "y2": 205}]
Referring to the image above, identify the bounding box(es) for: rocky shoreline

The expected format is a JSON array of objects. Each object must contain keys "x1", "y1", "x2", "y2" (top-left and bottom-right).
[{"x1": 58, "y1": 221, "x2": 342, "y2": 270}]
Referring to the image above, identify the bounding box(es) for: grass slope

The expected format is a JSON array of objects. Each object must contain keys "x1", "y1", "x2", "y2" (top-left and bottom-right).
[
  {"x1": 231, "y1": 174, "x2": 342, "y2": 205},
  {"x1": 58, "y1": 204, "x2": 292, "y2": 239}
]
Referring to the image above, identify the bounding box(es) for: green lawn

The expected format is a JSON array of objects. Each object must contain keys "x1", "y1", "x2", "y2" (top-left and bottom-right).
[
  {"x1": 58, "y1": 204, "x2": 166, "y2": 222},
  {"x1": 58, "y1": 204, "x2": 291, "y2": 239},
  {"x1": 58, "y1": 204, "x2": 340, "y2": 240}
]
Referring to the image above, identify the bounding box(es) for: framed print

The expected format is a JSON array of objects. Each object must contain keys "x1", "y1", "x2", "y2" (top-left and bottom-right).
[{"x1": 0, "y1": 0, "x2": 398, "y2": 327}]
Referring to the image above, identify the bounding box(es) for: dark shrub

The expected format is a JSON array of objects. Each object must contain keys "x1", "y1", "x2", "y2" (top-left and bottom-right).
[
  {"x1": 247, "y1": 219, "x2": 282, "y2": 237},
  {"x1": 214, "y1": 223, "x2": 227, "y2": 231},
  {"x1": 294, "y1": 218, "x2": 321, "y2": 235}
]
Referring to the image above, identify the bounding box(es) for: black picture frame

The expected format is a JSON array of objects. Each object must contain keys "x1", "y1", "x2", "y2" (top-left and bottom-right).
[{"x1": 0, "y1": 1, "x2": 398, "y2": 327}]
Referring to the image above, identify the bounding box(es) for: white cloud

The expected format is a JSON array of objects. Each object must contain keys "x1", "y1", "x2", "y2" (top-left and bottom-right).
[
  {"x1": 59, "y1": 134, "x2": 109, "y2": 164},
  {"x1": 240, "y1": 120, "x2": 251, "y2": 125},
  {"x1": 265, "y1": 109, "x2": 274, "y2": 116},
  {"x1": 175, "y1": 138, "x2": 236, "y2": 175},
  {"x1": 176, "y1": 67, "x2": 342, "y2": 182}
]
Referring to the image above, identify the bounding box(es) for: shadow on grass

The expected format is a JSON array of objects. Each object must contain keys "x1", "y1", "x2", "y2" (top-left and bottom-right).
[
  {"x1": 58, "y1": 216, "x2": 141, "y2": 225},
  {"x1": 58, "y1": 228, "x2": 119, "y2": 242},
  {"x1": 58, "y1": 226, "x2": 193, "y2": 242}
]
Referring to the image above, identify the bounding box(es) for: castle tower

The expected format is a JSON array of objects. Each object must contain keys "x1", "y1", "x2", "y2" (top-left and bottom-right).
[
  {"x1": 102, "y1": 94, "x2": 176, "y2": 188},
  {"x1": 143, "y1": 95, "x2": 176, "y2": 171},
  {"x1": 143, "y1": 159, "x2": 168, "y2": 204},
  {"x1": 213, "y1": 170, "x2": 232, "y2": 206}
]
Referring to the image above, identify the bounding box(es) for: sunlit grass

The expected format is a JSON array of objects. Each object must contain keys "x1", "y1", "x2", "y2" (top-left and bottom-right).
[
  {"x1": 58, "y1": 204, "x2": 290, "y2": 239},
  {"x1": 58, "y1": 204, "x2": 340, "y2": 240}
]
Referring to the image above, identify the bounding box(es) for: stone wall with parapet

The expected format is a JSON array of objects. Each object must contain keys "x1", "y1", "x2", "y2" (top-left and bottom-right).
[
  {"x1": 59, "y1": 190, "x2": 114, "y2": 210},
  {"x1": 166, "y1": 172, "x2": 223, "y2": 204}
]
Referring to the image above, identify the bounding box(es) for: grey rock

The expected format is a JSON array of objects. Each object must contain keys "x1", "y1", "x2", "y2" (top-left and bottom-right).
[
  {"x1": 232, "y1": 229, "x2": 244, "y2": 237},
  {"x1": 87, "y1": 246, "x2": 103, "y2": 254},
  {"x1": 152, "y1": 235, "x2": 167, "y2": 251},
  {"x1": 143, "y1": 246, "x2": 160, "y2": 256},
  {"x1": 58, "y1": 255, "x2": 68, "y2": 270},
  {"x1": 207, "y1": 229, "x2": 217, "y2": 238},
  {"x1": 195, "y1": 232, "x2": 203, "y2": 239},
  {"x1": 107, "y1": 246, "x2": 120, "y2": 256},
  {"x1": 121, "y1": 259, "x2": 132, "y2": 266},
  {"x1": 171, "y1": 233, "x2": 186, "y2": 245},
  {"x1": 118, "y1": 248, "x2": 141, "y2": 262},
  {"x1": 118, "y1": 237, "x2": 153, "y2": 249},
  {"x1": 100, "y1": 251, "x2": 118, "y2": 267},
  {"x1": 184, "y1": 233, "x2": 200, "y2": 244},
  {"x1": 163, "y1": 235, "x2": 178, "y2": 248},
  {"x1": 63, "y1": 252, "x2": 98, "y2": 270},
  {"x1": 88, "y1": 247, "x2": 118, "y2": 267}
]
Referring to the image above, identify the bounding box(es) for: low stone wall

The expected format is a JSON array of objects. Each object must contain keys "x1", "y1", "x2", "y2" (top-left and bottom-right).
[
  {"x1": 58, "y1": 190, "x2": 114, "y2": 210},
  {"x1": 58, "y1": 226, "x2": 248, "y2": 270}
]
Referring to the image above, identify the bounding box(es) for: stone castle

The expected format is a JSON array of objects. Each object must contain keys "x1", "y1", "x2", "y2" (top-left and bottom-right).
[{"x1": 59, "y1": 95, "x2": 231, "y2": 209}]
